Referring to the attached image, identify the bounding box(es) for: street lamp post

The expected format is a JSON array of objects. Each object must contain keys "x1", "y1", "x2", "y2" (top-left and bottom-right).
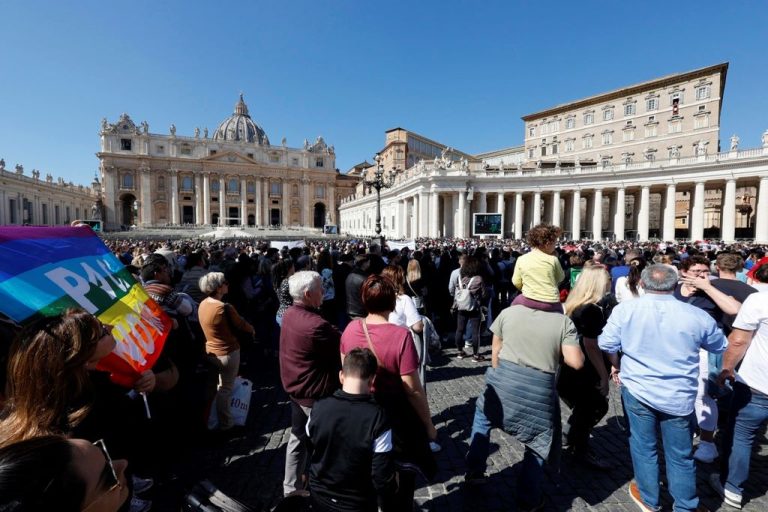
[{"x1": 362, "y1": 154, "x2": 397, "y2": 247}]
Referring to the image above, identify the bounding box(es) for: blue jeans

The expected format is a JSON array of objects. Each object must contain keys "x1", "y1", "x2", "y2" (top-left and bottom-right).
[
  {"x1": 622, "y1": 387, "x2": 698, "y2": 511},
  {"x1": 719, "y1": 382, "x2": 768, "y2": 499},
  {"x1": 466, "y1": 395, "x2": 545, "y2": 506}
]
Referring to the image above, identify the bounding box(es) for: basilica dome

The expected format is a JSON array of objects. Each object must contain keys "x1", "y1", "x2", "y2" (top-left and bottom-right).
[{"x1": 213, "y1": 94, "x2": 269, "y2": 145}]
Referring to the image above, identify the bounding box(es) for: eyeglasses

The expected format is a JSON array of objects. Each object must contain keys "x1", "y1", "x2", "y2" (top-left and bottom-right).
[{"x1": 81, "y1": 439, "x2": 121, "y2": 511}]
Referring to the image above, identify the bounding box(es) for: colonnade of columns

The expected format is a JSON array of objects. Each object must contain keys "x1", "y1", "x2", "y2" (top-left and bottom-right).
[
  {"x1": 381, "y1": 176, "x2": 768, "y2": 241},
  {"x1": 136, "y1": 172, "x2": 333, "y2": 228}
]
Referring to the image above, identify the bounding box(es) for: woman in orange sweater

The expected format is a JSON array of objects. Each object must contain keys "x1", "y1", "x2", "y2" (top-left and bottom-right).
[{"x1": 198, "y1": 272, "x2": 255, "y2": 430}]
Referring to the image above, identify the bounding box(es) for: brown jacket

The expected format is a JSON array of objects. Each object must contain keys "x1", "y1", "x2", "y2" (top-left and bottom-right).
[{"x1": 198, "y1": 297, "x2": 254, "y2": 356}]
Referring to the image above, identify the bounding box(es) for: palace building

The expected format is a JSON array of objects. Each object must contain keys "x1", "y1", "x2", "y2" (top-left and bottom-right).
[
  {"x1": 97, "y1": 95, "x2": 357, "y2": 231},
  {"x1": 339, "y1": 63, "x2": 768, "y2": 242},
  {"x1": 0, "y1": 159, "x2": 98, "y2": 227}
]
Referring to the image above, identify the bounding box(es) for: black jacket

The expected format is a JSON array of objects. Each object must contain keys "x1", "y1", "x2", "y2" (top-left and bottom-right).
[{"x1": 307, "y1": 390, "x2": 395, "y2": 511}]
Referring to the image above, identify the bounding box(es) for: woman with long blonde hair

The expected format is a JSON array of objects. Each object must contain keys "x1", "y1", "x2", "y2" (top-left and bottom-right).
[{"x1": 559, "y1": 265, "x2": 616, "y2": 470}]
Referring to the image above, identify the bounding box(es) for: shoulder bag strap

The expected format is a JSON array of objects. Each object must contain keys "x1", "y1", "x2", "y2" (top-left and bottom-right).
[
  {"x1": 407, "y1": 278, "x2": 418, "y2": 296},
  {"x1": 359, "y1": 318, "x2": 381, "y2": 363}
]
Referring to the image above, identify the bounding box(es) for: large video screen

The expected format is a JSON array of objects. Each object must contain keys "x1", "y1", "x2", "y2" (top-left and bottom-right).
[{"x1": 473, "y1": 213, "x2": 503, "y2": 236}]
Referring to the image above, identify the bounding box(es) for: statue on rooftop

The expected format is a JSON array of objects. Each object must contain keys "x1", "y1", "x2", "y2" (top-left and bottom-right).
[
  {"x1": 730, "y1": 134, "x2": 739, "y2": 151},
  {"x1": 170, "y1": 124, "x2": 176, "y2": 136}
]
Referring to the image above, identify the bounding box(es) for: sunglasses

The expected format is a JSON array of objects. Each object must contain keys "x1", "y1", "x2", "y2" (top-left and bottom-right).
[{"x1": 82, "y1": 439, "x2": 121, "y2": 511}]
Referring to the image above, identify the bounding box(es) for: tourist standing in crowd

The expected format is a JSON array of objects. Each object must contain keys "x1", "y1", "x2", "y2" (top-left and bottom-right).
[
  {"x1": 0, "y1": 310, "x2": 117, "y2": 446},
  {"x1": 340, "y1": 274, "x2": 437, "y2": 510},
  {"x1": 558, "y1": 265, "x2": 615, "y2": 470},
  {"x1": 346, "y1": 254, "x2": 385, "y2": 322},
  {"x1": 273, "y1": 258, "x2": 295, "y2": 327},
  {"x1": 381, "y1": 265, "x2": 426, "y2": 385},
  {"x1": 453, "y1": 255, "x2": 488, "y2": 362},
  {"x1": 615, "y1": 257, "x2": 646, "y2": 303},
  {"x1": 711, "y1": 287, "x2": 768, "y2": 510},
  {"x1": 676, "y1": 255, "x2": 742, "y2": 463},
  {"x1": 405, "y1": 258, "x2": 426, "y2": 315},
  {"x1": 306, "y1": 348, "x2": 396, "y2": 512},
  {"x1": 198, "y1": 272, "x2": 255, "y2": 432},
  {"x1": 177, "y1": 250, "x2": 209, "y2": 303},
  {"x1": 465, "y1": 282, "x2": 584, "y2": 510},
  {"x1": 599, "y1": 264, "x2": 727, "y2": 512},
  {"x1": 512, "y1": 224, "x2": 565, "y2": 311},
  {"x1": 279, "y1": 271, "x2": 342, "y2": 496},
  {"x1": 611, "y1": 249, "x2": 641, "y2": 294},
  {"x1": 316, "y1": 250, "x2": 336, "y2": 325}
]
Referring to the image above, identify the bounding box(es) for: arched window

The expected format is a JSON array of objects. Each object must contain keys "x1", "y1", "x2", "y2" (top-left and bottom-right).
[
  {"x1": 228, "y1": 179, "x2": 238, "y2": 193},
  {"x1": 122, "y1": 173, "x2": 134, "y2": 189}
]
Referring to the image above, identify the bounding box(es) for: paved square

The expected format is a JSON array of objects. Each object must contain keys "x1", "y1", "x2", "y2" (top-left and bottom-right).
[{"x1": 160, "y1": 346, "x2": 768, "y2": 511}]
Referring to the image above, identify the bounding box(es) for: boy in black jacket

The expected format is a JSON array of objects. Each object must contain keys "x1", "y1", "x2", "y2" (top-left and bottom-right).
[{"x1": 306, "y1": 348, "x2": 396, "y2": 512}]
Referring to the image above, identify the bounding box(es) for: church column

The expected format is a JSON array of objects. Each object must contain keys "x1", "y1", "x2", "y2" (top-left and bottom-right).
[
  {"x1": 663, "y1": 184, "x2": 676, "y2": 241},
  {"x1": 328, "y1": 183, "x2": 336, "y2": 225},
  {"x1": 202, "y1": 173, "x2": 210, "y2": 225},
  {"x1": 430, "y1": 187, "x2": 440, "y2": 237},
  {"x1": 552, "y1": 190, "x2": 561, "y2": 227},
  {"x1": 721, "y1": 179, "x2": 737, "y2": 243},
  {"x1": 755, "y1": 176, "x2": 768, "y2": 243},
  {"x1": 637, "y1": 185, "x2": 650, "y2": 242},
  {"x1": 141, "y1": 168, "x2": 153, "y2": 227},
  {"x1": 263, "y1": 178, "x2": 270, "y2": 226},
  {"x1": 514, "y1": 192, "x2": 524, "y2": 239},
  {"x1": 240, "y1": 177, "x2": 247, "y2": 226},
  {"x1": 532, "y1": 191, "x2": 542, "y2": 226},
  {"x1": 614, "y1": 188, "x2": 625, "y2": 241},
  {"x1": 497, "y1": 192, "x2": 505, "y2": 236},
  {"x1": 170, "y1": 169, "x2": 179, "y2": 225},
  {"x1": 457, "y1": 191, "x2": 466, "y2": 238},
  {"x1": 218, "y1": 176, "x2": 226, "y2": 225},
  {"x1": 691, "y1": 181, "x2": 706, "y2": 241},
  {"x1": 571, "y1": 190, "x2": 581, "y2": 240},
  {"x1": 412, "y1": 194, "x2": 420, "y2": 238},
  {"x1": 254, "y1": 177, "x2": 262, "y2": 226},
  {"x1": 444, "y1": 193, "x2": 455, "y2": 237},
  {"x1": 194, "y1": 173, "x2": 203, "y2": 225},
  {"x1": 397, "y1": 199, "x2": 405, "y2": 238},
  {"x1": 103, "y1": 166, "x2": 116, "y2": 227},
  {"x1": 478, "y1": 192, "x2": 487, "y2": 213},
  {"x1": 302, "y1": 177, "x2": 311, "y2": 227},
  {"x1": 282, "y1": 179, "x2": 290, "y2": 227},
  {"x1": 592, "y1": 188, "x2": 603, "y2": 240},
  {"x1": 419, "y1": 190, "x2": 429, "y2": 238}
]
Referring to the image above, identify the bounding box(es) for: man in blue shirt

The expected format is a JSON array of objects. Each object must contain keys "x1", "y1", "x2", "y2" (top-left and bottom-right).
[{"x1": 599, "y1": 264, "x2": 727, "y2": 512}]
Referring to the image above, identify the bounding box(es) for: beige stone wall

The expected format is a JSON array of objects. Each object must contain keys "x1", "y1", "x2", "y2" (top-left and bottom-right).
[{"x1": 522, "y1": 64, "x2": 726, "y2": 164}]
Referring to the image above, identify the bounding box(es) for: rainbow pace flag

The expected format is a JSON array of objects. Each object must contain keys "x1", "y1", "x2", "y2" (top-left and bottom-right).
[{"x1": 0, "y1": 226, "x2": 171, "y2": 388}]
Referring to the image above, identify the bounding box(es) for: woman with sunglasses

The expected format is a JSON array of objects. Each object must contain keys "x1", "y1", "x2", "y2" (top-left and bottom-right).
[
  {"x1": 0, "y1": 310, "x2": 116, "y2": 447},
  {"x1": 0, "y1": 435, "x2": 130, "y2": 511}
]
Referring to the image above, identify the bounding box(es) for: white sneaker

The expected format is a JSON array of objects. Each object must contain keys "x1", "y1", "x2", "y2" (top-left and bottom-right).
[
  {"x1": 694, "y1": 440, "x2": 718, "y2": 463},
  {"x1": 709, "y1": 473, "x2": 742, "y2": 509}
]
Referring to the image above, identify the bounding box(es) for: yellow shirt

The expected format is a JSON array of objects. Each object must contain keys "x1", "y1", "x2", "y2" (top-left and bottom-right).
[{"x1": 512, "y1": 249, "x2": 564, "y2": 303}]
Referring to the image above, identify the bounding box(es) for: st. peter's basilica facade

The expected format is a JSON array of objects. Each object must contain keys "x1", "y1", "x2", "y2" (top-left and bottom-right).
[{"x1": 97, "y1": 95, "x2": 357, "y2": 231}]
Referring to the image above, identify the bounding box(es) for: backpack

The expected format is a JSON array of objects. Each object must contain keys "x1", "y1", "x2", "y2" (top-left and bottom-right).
[{"x1": 455, "y1": 276, "x2": 479, "y2": 312}]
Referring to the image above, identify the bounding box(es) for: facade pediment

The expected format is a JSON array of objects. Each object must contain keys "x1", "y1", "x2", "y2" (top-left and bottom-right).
[{"x1": 201, "y1": 151, "x2": 256, "y2": 164}]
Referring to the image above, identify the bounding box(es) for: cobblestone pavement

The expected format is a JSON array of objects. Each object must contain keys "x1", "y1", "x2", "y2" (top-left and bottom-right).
[{"x1": 157, "y1": 343, "x2": 768, "y2": 512}]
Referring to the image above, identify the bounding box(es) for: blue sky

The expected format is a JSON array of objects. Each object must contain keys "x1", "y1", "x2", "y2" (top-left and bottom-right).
[{"x1": 1, "y1": 0, "x2": 767, "y2": 185}]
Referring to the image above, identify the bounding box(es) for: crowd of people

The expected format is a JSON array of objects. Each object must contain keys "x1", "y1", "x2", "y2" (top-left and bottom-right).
[{"x1": 1, "y1": 228, "x2": 768, "y2": 511}]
